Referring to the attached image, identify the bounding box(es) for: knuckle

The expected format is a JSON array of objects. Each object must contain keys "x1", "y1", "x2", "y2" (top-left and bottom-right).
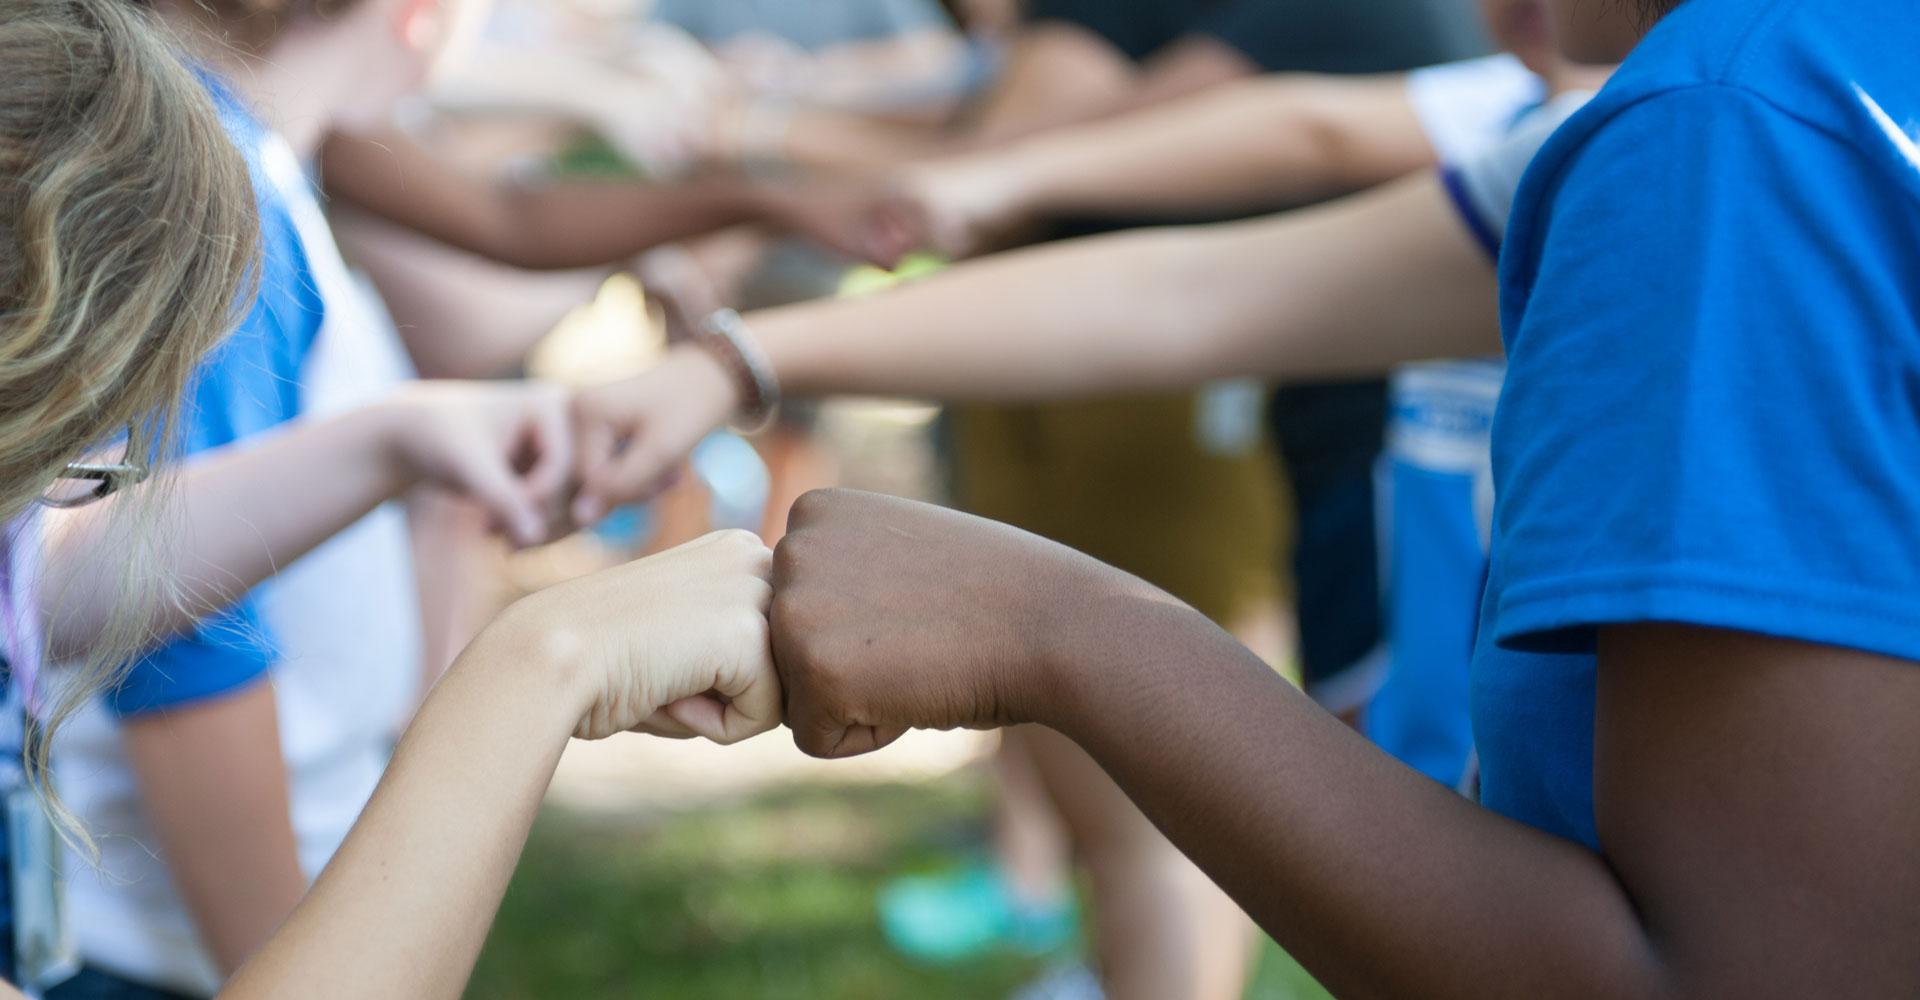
[
  {"x1": 788, "y1": 488, "x2": 841, "y2": 524},
  {"x1": 710, "y1": 528, "x2": 763, "y2": 553}
]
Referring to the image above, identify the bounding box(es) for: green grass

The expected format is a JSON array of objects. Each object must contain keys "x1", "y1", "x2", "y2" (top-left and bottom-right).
[{"x1": 469, "y1": 773, "x2": 1332, "y2": 1000}]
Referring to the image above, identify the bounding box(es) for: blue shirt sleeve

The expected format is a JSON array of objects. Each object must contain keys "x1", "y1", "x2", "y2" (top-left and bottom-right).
[
  {"x1": 107, "y1": 101, "x2": 321, "y2": 717},
  {"x1": 1489, "y1": 84, "x2": 1920, "y2": 664},
  {"x1": 106, "y1": 605, "x2": 277, "y2": 716}
]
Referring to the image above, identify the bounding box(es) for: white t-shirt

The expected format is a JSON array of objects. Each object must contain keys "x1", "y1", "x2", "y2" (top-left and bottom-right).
[
  {"x1": 1404, "y1": 54, "x2": 1548, "y2": 167},
  {"x1": 54, "y1": 132, "x2": 420, "y2": 996}
]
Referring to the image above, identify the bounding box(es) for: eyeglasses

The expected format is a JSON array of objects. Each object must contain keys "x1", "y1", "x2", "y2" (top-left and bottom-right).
[
  {"x1": 42, "y1": 431, "x2": 148, "y2": 510},
  {"x1": 42, "y1": 461, "x2": 148, "y2": 509}
]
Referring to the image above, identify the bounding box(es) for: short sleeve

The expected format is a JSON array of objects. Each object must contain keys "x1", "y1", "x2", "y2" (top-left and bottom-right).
[
  {"x1": 107, "y1": 602, "x2": 274, "y2": 717},
  {"x1": 1437, "y1": 90, "x2": 1593, "y2": 260},
  {"x1": 1404, "y1": 55, "x2": 1544, "y2": 165},
  {"x1": 1489, "y1": 85, "x2": 1920, "y2": 663}
]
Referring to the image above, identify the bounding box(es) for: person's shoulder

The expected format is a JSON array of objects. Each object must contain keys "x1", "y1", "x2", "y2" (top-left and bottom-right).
[{"x1": 1525, "y1": 0, "x2": 1920, "y2": 205}]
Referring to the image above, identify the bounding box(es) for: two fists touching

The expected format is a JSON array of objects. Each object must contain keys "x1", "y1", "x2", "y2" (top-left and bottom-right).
[{"x1": 506, "y1": 487, "x2": 1170, "y2": 760}]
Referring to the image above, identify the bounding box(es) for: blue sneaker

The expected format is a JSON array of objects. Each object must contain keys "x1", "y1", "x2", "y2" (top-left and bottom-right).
[{"x1": 878, "y1": 863, "x2": 1079, "y2": 964}]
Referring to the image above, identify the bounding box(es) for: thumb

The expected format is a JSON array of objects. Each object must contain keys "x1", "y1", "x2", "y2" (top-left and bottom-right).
[
  {"x1": 577, "y1": 430, "x2": 679, "y2": 526},
  {"x1": 520, "y1": 392, "x2": 575, "y2": 507},
  {"x1": 460, "y1": 447, "x2": 544, "y2": 547}
]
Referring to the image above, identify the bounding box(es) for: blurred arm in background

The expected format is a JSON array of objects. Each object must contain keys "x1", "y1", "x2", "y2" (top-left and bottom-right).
[
  {"x1": 570, "y1": 172, "x2": 1494, "y2": 519},
  {"x1": 905, "y1": 69, "x2": 1436, "y2": 254},
  {"x1": 723, "y1": 21, "x2": 1255, "y2": 173},
  {"x1": 319, "y1": 127, "x2": 911, "y2": 274}
]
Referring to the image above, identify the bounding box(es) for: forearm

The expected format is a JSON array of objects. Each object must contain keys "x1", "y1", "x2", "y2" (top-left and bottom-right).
[
  {"x1": 1041, "y1": 597, "x2": 1663, "y2": 999},
  {"x1": 221, "y1": 614, "x2": 578, "y2": 1000},
  {"x1": 42, "y1": 405, "x2": 408, "y2": 654},
  {"x1": 758, "y1": 174, "x2": 1495, "y2": 401},
  {"x1": 322, "y1": 130, "x2": 772, "y2": 271},
  {"x1": 481, "y1": 178, "x2": 772, "y2": 271},
  {"x1": 944, "y1": 72, "x2": 1432, "y2": 220},
  {"x1": 124, "y1": 684, "x2": 307, "y2": 975}
]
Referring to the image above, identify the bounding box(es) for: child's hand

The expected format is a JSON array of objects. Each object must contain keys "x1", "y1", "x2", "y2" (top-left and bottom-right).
[
  {"x1": 769, "y1": 489, "x2": 1177, "y2": 758},
  {"x1": 758, "y1": 179, "x2": 926, "y2": 270},
  {"x1": 569, "y1": 349, "x2": 738, "y2": 525},
  {"x1": 500, "y1": 529, "x2": 780, "y2": 745},
  {"x1": 900, "y1": 159, "x2": 1029, "y2": 260},
  {"x1": 380, "y1": 381, "x2": 575, "y2": 547}
]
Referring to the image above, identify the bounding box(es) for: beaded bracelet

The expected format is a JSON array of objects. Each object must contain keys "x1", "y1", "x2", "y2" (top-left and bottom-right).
[{"x1": 697, "y1": 309, "x2": 782, "y2": 434}]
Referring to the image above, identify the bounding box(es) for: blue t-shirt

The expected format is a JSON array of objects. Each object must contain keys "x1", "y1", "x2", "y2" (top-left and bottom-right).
[
  {"x1": 107, "y1": 76, "x2": 323, "y2": 716},
  {"x1": 1473, "y1": 0, "x2": 1920, "y2": 850}
]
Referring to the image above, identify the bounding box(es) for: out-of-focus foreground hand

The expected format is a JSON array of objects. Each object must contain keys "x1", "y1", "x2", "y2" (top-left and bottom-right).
[
  {"x1": 383, "y1": 380, "x2": 577, "y2": 548},
  {"x1": 761, "y1": 179, "x2": 927, "y2": 270},
  {"x1": 498, "y1": 529, "x2": 781, "y2": 745},
  {"x1": 569, "y1": 347, "x2": 740, "y2": 525},
  {"x1": 900, "y1": 159, "x2": 1031, "y2": 260},
  {"x1": 769, "y1": 489, "x2": 1173, "y2": 758}
]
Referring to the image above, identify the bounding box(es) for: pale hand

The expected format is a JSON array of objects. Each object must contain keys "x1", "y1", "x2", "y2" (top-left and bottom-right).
[
  {"x1": 900, "y1": 159, "x2": 1028, "y2": 260},
  {"x1": 380, "y1": 380, "x2": 576, "y2": 547},
  {"x1": 569, "y1": 348, "x2": 739, "y2": 525},
  {"x1": 759, "y1": 179, "x2": 926, "y2": 269},
  {"x1": 499, "y1": 529, "x2": 781, "y2": 745}
]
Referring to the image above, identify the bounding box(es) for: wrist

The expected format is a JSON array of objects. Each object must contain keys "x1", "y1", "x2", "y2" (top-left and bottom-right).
[
  {"x1": 1026, "y1": 564, "x2": 1214, "y2": 741},
  {"x1": 692, "y1": 309, "x2": 782, "y2": 432},
  {"x1": 361, "y1": 396, "x2": 428, "y2": 499},
  {"x1": 463, "y1": 593, "x2": 598, "y2": 739}
]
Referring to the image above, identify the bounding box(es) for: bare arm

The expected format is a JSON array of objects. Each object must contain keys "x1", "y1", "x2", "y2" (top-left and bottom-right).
[
  {"x1": 321, "y1": 130, "x2": 905, "y2": 273},
  {"x1": 915, "y1": 70, "x2": 1432, "y2": 246},
  {"x1": 320, "y1": 130, "x2": 775, "y2": 272},
  {"x1": 772, "y1": 489, "x2": 1920, "y2": 1000},
  {"x1": 770, "y1": 174, "x2": 1491, "y2": 393},
  {"x1": 1056, "y1": 621, "x2": 1920, "y2": 998},
  {"x1": 571, "y1": 173, "x2": 1492, "y2": 518},
  {"x1": 123, "y1": 684, "x2": 305, "y2": 976},
  {"x1": 40, "y1": 383, "x2": 570, "y2": 658},
  {"x1": 218, "y1": 531, "x2": 782, "y2": 1000}
]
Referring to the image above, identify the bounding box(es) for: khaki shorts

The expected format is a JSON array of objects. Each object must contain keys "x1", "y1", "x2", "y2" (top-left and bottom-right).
[{"x1": 950, "y1": 394, "x2": 1290, "y2": 628}]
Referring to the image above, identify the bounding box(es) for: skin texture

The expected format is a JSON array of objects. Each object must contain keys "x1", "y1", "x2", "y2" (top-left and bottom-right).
[
  {"x1": 213, "y1": 530, "x2": 781, "y2": 1000},
  {"x1": 905, "y1": 0, "x2": 1613, "y2": 256},
  {"x1": 907, "y1": 70, "x2": 1433, "y2": 255},
  {"x1": 570, "y1": 172, "x2": 1493, "y2": 521},
  {"x1": 121, "y1": 685, "x2": 308, "y2": 976},
  {"x1": 318, "y1": 128, "x2": 916, "y2": 272},
  {"x1": 768, "y1": 488, "x2": 1920, "y2": 999}
]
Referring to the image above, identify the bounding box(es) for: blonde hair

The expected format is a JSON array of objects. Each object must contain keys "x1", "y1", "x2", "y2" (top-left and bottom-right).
[{"x1": 1, "y1": 0, "x2": 259, "y2": 840}]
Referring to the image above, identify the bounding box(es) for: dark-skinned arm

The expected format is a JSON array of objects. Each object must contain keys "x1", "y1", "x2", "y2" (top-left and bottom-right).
[
  {"x1": 318, "y1": 129, "x2": 902, "y2": 271},
  {"x1": 770, "y1": 489, "x2": 1920, "y2": 999}
]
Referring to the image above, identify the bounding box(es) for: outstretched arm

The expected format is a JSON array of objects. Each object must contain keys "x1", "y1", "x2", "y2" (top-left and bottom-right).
[
  {"x1": 39, "y1": 383, "x2": 570, "y2": 657},
  {"x1": 770, "y1": 489, "x2": 1920, "y2": 1000},
  {"x1": 319, "y1": 129, "x2": 905, "y2": 272},
  {"x1": 571, "y1": 173, "x2": 1492, "y2": 519},
  {"x1": 216, "y1": 531, "x2": 782, "y2": 999},
  {"x1": 911, "y1": 70, "x2": 1431, "y2": 251}
]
